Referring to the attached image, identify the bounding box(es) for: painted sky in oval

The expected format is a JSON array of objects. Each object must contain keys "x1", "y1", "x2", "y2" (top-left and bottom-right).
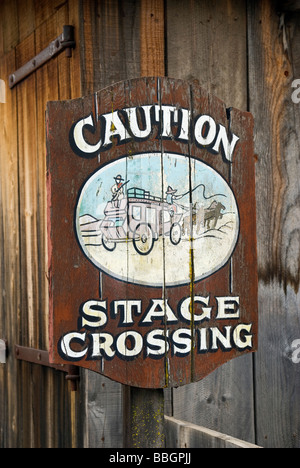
[{"x1": 75, "y1": 152, "x2": 239, "y2": 287}]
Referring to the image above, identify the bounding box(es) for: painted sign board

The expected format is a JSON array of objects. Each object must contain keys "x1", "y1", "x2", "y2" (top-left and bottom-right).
[{"x1": 47, "y1": 77, "x2": 258, "y2": 389}]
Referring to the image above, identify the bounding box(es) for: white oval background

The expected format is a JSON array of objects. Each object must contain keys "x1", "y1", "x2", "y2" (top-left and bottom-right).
[{"x1": 75, "y1": 153, "x2": 239, "y2": 287}]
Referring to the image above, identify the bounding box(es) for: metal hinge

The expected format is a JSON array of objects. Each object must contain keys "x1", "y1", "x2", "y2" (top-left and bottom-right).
[
  {"x1": 15, "y1": 345, "x2": 80, "y2": 391},
  {"x1": 9, "y1": 25, "x2": 75, "y2": 89}
]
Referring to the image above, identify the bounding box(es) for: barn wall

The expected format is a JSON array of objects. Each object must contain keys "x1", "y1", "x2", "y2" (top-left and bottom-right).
[
  {"x1": 248, "y1": 0, "x2": 300, "y2": 447},
  {"x1": 167, "y1": 0, "x2": 300, "y2": 448},
  {"x1": 0, "y1": 0, "x2": 82, "y2": 448},
  {"x1": 166, "y1": 0, "x2": 256, "y2": 444},
  {"x1": 0, "y1": 0, "x2": 299, "y2": 448}
]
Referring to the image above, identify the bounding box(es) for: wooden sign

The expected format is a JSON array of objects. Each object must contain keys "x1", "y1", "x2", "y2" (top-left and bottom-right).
[{"x1": 47, "y1": 77, "x2": 258, "y2": 389}]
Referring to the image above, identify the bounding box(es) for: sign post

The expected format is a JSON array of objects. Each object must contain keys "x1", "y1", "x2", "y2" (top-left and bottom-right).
[{"x1": 46, "y1": 77, "x2": 258, "y2": 443}]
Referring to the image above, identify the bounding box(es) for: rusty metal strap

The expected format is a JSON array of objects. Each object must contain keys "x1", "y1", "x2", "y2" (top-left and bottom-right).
[
  {"x1": 9, "y1": 25, "x2": 75, "y2": 89},
  {"x1": 15, "y1": 344, "x2": 79, "y2": 390}
]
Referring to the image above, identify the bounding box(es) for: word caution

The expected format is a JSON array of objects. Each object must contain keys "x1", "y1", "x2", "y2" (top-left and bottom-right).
[{"x1": 70, "y1": 104, "x2": 240, "y2": 162}]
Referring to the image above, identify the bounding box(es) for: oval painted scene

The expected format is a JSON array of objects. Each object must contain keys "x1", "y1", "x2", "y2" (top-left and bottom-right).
[{"x1": 75, "y1": 152, "x2": 239, "y2": 287}]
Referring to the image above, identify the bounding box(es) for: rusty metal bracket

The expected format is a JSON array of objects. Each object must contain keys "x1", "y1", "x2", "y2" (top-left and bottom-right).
[
  {"x1": 15, "y1": 345, "x2": 80, "y2": 391},
  {"x1": 9, "y1": 25, "x2": 75, "y2": 89}
]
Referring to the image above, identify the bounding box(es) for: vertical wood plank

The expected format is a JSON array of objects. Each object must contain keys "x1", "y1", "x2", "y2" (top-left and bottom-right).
[
  {"x1": 166, "y1": 0, "x2": 248, "y2": 109},
  {"x1": 80, "y1": 0, "x2": 141, "y2": 94},
  {"x1": 166, "y1": 0, "x2": 256, "y2": 444},
  {"x1": 16, "y1": 31, "x2": 38, "y2": 350},
  {"x1": 1, "y1": 0, "x2": 19, "y2": 54},
  {"x1": 67, "y1": 0, "x2": 82, "y2": 99},
  {"x1": 0, "y1": 0, "x2": 84, "y2": 447},
  {"x1": 140, "y1": 0, "x2": 165, "y2": 77},
  {"x1": 123, "y1": 386, "x2": 165, "y2": 448},
  {"x1": 78, "y1": 0, "x2": 142, "y2": 448},
  {"x1": 122, "y1": 0, "x2": 165, "y2": 445},
  {"x1": 35, "y1": 9, "x2": 59, "y2": 351},
  {"x1": 17, "y1": 0, "x2": 35, "y2": 42},
  {"x1": 35, "y1": 4, "x2": 74, "y2": 448},
  {"x1": 248, "y1": 0, "x2": 300, "y2": 448},
  {"x1": 0, "y1": 49, "x2": 20, "y2": 448}
]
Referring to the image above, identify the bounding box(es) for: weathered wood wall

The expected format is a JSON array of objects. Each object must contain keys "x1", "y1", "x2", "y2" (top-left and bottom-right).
[
  {"x1": 166, "y1": 0, "x2": 255, "y2": 444},
  {"x1": 0, "y1": 0, "x2": 82, "y2": 448},
  {"x1": 0, "y1": 0, "x2": 299, "y2": 448},
  {"x1": 167, "y1": 0, "x2": 300, "y2": 448}
]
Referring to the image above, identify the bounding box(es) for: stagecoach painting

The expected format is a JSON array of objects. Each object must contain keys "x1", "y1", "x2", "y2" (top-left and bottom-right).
[
  {"x1": 76, "y1": 152, "x2": 239, "y2": 287},
  {"x1": 100, "y1": 186, "x2": 183, "y2": 255}
]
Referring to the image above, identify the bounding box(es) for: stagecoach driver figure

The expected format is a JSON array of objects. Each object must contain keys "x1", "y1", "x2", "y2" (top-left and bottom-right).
[
  {"x1": 166, "y1": 186, "x2": 183, "y2": 216},
  {"x1": 111, "y1": 174, "x2": 126, "y2": 207}
]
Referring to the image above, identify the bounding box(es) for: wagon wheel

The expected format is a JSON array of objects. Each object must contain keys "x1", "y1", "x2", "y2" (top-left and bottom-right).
[
  {"x1": 170, "y1": 222, "x2": 181, "y2": 245},
  {"x1": 102, "y1": 233, "x2": 116, "y2": 252},
  {"x1": 133, "y1": 223, "x2": 154, "y2": 255}
]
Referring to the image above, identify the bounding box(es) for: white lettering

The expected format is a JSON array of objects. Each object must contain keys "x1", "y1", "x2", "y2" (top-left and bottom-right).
[
  {"x1": 58, "y1": 322, "x2": 253, "y2": 362},
  {"x1": 212, "y1": 124, "x2": 240, "y2": 162},
  {"x1": 124, "y1": 105, "x2": 153, "y2": 139},
  {"x1": 179, "y1": 296, "x2": 212, "y2": 323},
  {"x1": 215, "y1": 296, "x2": 240, "y2": 319},
  {"x1": 0, "y1": 79, "x2": 5, "y2": 104},
  {"x1": 91, "y1": 333, "x2": 115, "y2": 358},
  {"x1": 101, "y1": 110, "x2": 129, "y2": 146},
  {"x1": 292, "y1": 79, "x2": 300, "y2": 104},
  {"x1": 70, "y1": 105, "x2": 240, "y2": 162},
  {"x1": 211, "y1": 326, "x2": 232, "y2": 350},
  {"x1": 197, "y1": 327, "x2": 208, "y2": 352},
  {"x1": 233, "y1": 324, "x2": 252, "y2": 349},
  {"x1": 57, "y1": 295, "x2": 254, "y2": 363},
  {"x1": 141, "y1": 299, "x2": 177, "y2": 324},
  {"x1": 172, "y1": 328, "x2": 192, "y2": 356},
  {"x1": 292, "y1": 339, "x2": 300, "y2": 364},
  {"x1": 113, "y1": 300, "x2": 142, "y2": 325},
  {"x1": 194, "y1": 114, "x2": 217, "y2": 146},
  {"x1": 155, "y1": 104, "x2": 179, "y2": 137},
  {"x1": 0, "y1": 339, "x2": 6, "y2": 363},
  {"x1": 154, "y1": 453, "x2": 190, "y2": 464},
  {"x1": 109, "y1": 453, "x2": 144, "y2": 465},
  {"x1": 177, "y1": 108, "x2": 190, "y2": 140},
  {"x1": 72, "y1": 113, "x2": 101, "y2": 155},
  {"x1": 146, "y1": 329, "x2": 169, "y2": 357},
  {"x1": 80, "y1": 300, "x2": 107, "y2": 328},
  {"x1": 116, "y1": 331, "x2": 143, "y2": 358},
  {"x1": 60, "y1": 332, "x2": 88, "y2": 359}
]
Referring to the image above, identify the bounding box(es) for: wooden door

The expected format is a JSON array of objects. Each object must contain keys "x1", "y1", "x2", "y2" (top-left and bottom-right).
[{"x1": 0, "y1": 0, "x2": 81, "y2": 448}]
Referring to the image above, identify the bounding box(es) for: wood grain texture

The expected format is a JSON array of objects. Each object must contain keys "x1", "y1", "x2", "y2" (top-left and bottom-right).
[
  {"x1": 248, "y1": 0, "x2": 300, "y2": 448},
  {"x1": 140, "y1": 0, "x2": 165, "y2": 76},
  {"x1": 0, "y1": 0, "x2": 83, "y2": 448},
  {"x1": 248, "y1": 1, "x2": 300, "y2": 292},
  {"x1": 0, "y1": 49, "x2": 20, "y2": 448},
  {"x1": 166, "y1": 0, "x2": 248, "y2": 110},
  {"x1": 277, "y1": 0, "x2": 300, "y2": 11},
  {"x1": 166, "y1": 0, "x2": 256, "y2": 444},
  {"x1": 286, "y1": 12, "x2": 300, "y2": 76},
  {"x1": 124, "y1": 386, "x2": 165, "y2": 448},
  {"x1": 165, "y1": 416, "x2": 261, "y2": 448},
  {"x1": 80, "y1": 0, "x2": 141, "y2": 94},
  {"x1": 1, "y1": 0, "x2": 300, "y2": 450},
  {"x1": 47, "y1": 75, "x2": 257, "y2": 389},
  {"x1": 78, "y1": 0, "x2": 143, "y2": 447}
]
